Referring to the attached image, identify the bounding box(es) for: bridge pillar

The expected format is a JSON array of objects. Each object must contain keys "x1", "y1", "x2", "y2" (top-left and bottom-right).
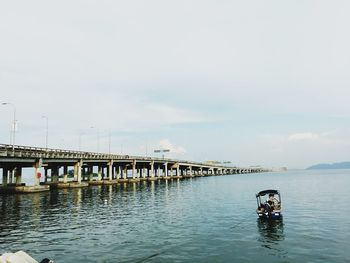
[
  {"x1": 87, "y1": 165, "x2": 93, "y2": 181},
  {"x1": 2, "y1": 167, "x2": 8, "y2": 186},
  {"x1": 74, "y1": 163, "x2": 78, "y2": 181},
  {"x1": 150, "y1": 161, "x2": 154, "y2": 178},
  {"x1": 108, "y1": 160, "x2": 114, "y2": 181},
  {"x1": 140, "y1": 168, "x2": 143, "y2": 178},
  {"x1": 52, "y1": 166, "x2": 59, "y2": 183},
  {"x1": 8, "y1": 169, "x2": 14, "y2": 184},
  {"x1": 63, "y1": 166, "x2": 68, "y2": 183},
  {"x1": 132, "y1": 160, "x2": 136, "y2": 179},
  {"x1": 176, "y1": 166, "x2": 180, "y2": 177},
  {"x1": 189, "y1": 166, "x2": 192, "y2": 176},
  {"x1": 164, "y1": 162, "x2": 168, "y2": 177},
  {"x1": 117, "y1": 165, "x2": 122, "y2": 180},
  {"x1": 13, "y1": 167, "x2": 20, "y2": 186},
  {"x1": 44, "y1": 167, "x2": 48, "y2": 183},
  {"x1": 123, "y1": 165, "x2": 128, "y2": 179},
  {"x1": 34, "y1": 159, "x2": 42, "y2": 186},
  {"x1": 97, "y1": 166, "x2": 102, "y2": 181},
  {"x1": 74, "y1": 160, "x2": 82, "y2": 183}
]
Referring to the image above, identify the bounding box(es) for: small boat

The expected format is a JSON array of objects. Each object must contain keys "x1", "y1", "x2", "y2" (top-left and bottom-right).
[
  {"x1": 0, "y1": 251, "x2": 53, "y2": 263},
  {"x1": 256, "y1": 189, "x2": 282, "y2": 220}
]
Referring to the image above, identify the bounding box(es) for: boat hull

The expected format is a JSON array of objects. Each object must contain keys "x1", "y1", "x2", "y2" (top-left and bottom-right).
[{"x1": 257, "y1": 211, "x2": 282, "y2": 220}]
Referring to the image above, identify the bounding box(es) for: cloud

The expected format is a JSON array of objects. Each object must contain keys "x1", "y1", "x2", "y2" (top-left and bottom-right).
[{"x1": 287, "y1": 132, "x2": 320, "y2": 142}]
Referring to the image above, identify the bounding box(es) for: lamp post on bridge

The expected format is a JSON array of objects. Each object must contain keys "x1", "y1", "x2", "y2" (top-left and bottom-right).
[
  {"x1": 78, "y1": 131, "x2": 85, "y2": 151},
  {"x1": 90, "y1": 126, "x2": 100, "y2": 153},
  {"x1": 1, "y1": 102, "x2": 16, "y2": 154},
  {"x1": 42, "y1": 115, "x2": 48, "y2": 151}
]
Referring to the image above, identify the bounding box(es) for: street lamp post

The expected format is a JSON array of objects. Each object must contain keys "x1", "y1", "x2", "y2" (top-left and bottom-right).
[
  {"x1": 2, "y1": 102, "x2": 16, "y2": 154},
  {"x1": 78, "y1": 132, "x2": 85, "y2": 151},
  {"x1": 42, "y1": 115, "x2": 48, "y2": 151},
  {"x1": 108, "y1": 130, "x2": 111, "y2": 155},
  {"x1": 90, "y1": 126, "x2": 100, "y2": 153}
]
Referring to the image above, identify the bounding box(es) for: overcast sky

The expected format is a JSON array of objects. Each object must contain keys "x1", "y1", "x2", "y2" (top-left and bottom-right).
[{"x1": 1, "y1": 0, "x2": 350, "y2": 169}]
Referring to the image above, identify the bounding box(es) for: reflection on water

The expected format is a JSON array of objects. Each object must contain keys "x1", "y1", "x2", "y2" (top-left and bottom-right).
[
  {"x1": 257, "y1": 218, "x2": 287, "y2": 258},
  {"x1": 1, "y1": 171, "x2": 350, "y2": 263}
]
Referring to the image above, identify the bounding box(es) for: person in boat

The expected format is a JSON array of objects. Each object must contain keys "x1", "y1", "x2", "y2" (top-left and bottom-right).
[{"x1": 266, "y1": 193, "x2": 280, "y2": 211}]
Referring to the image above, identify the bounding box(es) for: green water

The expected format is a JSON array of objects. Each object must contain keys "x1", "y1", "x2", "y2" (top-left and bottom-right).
[{"x1": 1, "y1": 170, "x2": 349, "y2": 262}]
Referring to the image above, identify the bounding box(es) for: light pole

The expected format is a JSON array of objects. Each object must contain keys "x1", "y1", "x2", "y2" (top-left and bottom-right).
[
  {"x1": 78, "y1": 131, "x2": 85, "y2": 151},
  {"x1": 108, "y1": 129, "x2": 111, "y2": 155},
  {"x1": 42, "y1": 115, "x2": 48, "y2": 151},
  {"x1": 90, "y1": 126, "x2": 100, "y2": 152},
  {"x1": 2, "y1": 102, "x2": 16, "y2": 154}
]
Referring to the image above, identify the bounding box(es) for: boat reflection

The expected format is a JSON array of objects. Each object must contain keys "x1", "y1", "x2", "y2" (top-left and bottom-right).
[{"x1": 257, "y1": 218, "x2": 286, "y2": 255}]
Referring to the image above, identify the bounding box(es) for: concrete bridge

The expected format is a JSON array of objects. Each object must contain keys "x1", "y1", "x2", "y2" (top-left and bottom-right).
[{"x1": 0, "y1": 144, "x2": 269, "y2": 193}]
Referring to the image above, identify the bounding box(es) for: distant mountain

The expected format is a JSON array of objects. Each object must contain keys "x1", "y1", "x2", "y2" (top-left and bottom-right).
[{"x1": 306, "y1": 162, "x2": 350, "y2": 170}]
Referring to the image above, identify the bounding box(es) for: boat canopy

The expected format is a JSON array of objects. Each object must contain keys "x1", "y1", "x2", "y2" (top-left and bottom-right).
[{"x1": 256, "y1": 189, "x2": 280, "y2": 197}]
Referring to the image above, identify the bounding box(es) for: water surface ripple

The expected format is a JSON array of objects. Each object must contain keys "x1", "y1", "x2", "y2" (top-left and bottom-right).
[{"x1": 1, "y1": 170, "x2": 349, "y2": 262}]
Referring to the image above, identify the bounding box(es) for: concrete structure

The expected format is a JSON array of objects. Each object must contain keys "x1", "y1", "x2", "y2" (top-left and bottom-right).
[{"x1": 0, "y1": 144, "x2": 270, "y2": 194}]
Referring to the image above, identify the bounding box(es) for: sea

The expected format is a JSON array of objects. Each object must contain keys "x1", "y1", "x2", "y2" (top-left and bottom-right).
[{"x1": 0, "y1": 169, "x2": 349, "y2": 263}]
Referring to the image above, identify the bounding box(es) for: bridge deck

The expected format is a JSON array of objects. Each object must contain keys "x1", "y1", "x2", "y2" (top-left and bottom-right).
[{"x1": 0, "y1": 144, "x2": 269, "y2": 193}]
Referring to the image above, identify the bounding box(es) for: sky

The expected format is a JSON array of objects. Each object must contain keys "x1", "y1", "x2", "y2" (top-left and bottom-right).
[{"x1": 1, "y1": 0, "x2": 350, "y2": 169}]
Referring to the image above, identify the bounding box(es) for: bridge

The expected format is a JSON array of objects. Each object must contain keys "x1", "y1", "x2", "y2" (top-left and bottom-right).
[{"x1": 0, "y1": 144, "x2": 269, "y2": 193}]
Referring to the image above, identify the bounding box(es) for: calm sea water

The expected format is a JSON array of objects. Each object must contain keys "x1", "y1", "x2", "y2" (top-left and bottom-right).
[{"x1": 1, "y1": 170, "x2": 349, "y2": 263}]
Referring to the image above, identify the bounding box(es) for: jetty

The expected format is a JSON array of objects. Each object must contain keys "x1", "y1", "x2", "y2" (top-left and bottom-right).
[{"x1": 0, "y1": 144, "x2": 269, "y2": 193}]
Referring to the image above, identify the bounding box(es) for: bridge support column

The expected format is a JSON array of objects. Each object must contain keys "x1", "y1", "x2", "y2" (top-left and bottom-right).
[
  {"x1": 97, "y1": 166, "x2": 102, "y2": 181},
  {"x1": 15, "y1": 167, "x2": 22, "y2": 185},
  {"x1": 34, "y1": 160, "x2": 42, "y2": 186},
  {"x1": 97, "y1": 165, "x2": 102, "y2": 181},
  {"x1": 52, "y1": 166, "x2": 59, "y2": 183},
  {"x1": 2, "y1": 167, "x2": 8, "y2": 186},
  {"x1": 189, "y1": 166, "x2": 192, "y2": 177},
  {"x1": 150, "y1": 161, "x2": 154, "y2": 178},
  {"x1": 116, "y1": 166, "x2": 121, "y2": 180},
  {"x1": 44, "y1": 167, "x2": 48, "y2": 183},
  {"x1": 164, "y1": 162, "x2": 168, "y2": 178},
  {"x1": 74, "y1": 160, "x2": 82, "y2": 183},
  {"x1": 132, "y1": 160, "x2": 136, "y2": 179},
  {"x1": 9, "y1": 169, "x2": 14, "y2": 184},
  {"x1": 74, "y1": 163, "x2": 78, "y2": 181},
  {"x1": 87, "y1": 166, "x2": 93, "y2": 181},
  {"x1": 63, "y1": 166, "x2": 68, "y2": 183},
  {"x1": 108, "y1": 160, "x2": 114, "y2": 181},
  {"x1": 123, "y1": 166, "x2": 128, "y2": 179}
]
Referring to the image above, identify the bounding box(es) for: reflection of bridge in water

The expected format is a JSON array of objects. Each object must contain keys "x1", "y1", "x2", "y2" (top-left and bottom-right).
[{"x1": 0, "y1": 144, "x2": 270, "y2": 193}]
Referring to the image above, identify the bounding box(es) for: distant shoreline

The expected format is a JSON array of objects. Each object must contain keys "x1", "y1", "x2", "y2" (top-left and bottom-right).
[{"x1": 306, "y1": 162, "x2": 350, "y2": 170}]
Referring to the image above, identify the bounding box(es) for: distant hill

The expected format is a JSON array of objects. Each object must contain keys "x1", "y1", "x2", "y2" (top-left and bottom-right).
[{"x1": 306, "y1": 162, "x2": 350, "y2": 170}]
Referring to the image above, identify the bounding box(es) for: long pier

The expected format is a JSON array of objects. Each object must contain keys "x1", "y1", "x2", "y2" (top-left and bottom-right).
[{"x1": 0, "y1": 144, "x2": 269, "y2": 193}]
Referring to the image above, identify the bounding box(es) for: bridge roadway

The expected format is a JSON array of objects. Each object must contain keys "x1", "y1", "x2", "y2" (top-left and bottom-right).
[{"x1": 0, "y1": 144, "x2": 269, "y2": 193}]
